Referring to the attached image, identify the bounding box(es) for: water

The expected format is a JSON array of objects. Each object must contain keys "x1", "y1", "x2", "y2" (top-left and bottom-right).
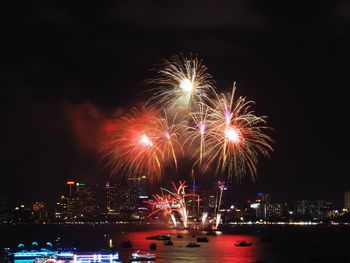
[{"x1": 1, "y1": 224, "x2": 350, "y2": 263}]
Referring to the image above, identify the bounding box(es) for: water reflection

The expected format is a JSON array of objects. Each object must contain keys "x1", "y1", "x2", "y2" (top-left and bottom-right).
[{"x1": 114, "y1": 229, "x2": 260, "y2": 263}]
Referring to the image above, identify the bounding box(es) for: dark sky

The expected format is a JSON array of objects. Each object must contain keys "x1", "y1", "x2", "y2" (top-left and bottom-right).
[{"x1": 1, "y1": 1, "x2": 350, "y2": 206}]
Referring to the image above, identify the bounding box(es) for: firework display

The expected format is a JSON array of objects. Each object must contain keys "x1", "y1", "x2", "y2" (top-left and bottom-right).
[
  {"x1": 144, "y1": 181, "x2": 197, "y2": 228},
  {"x1": 195, "y1": 85, "x2": 273, "y2": 182},
  {"x1": 146, "y1": 54, "x2": 215, "y2": 111},
  {"x1": 100, "y1": 108, "x2": 182, "y2": 181},
  {"x1": 101, "y1": 54, "x2": 273, "y2": 183}
]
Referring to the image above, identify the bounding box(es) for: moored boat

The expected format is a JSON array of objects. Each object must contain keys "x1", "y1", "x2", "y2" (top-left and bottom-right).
[
  {"x1": 196, "y1": 237, "x2": 209, "y2": 242},
  {"x1": 130, "y1": 250, "x2": 156, "y2": 261},
  {"x1": 235, "y1": 241, "x2": 252, "y2": 247},
  {"x1": 186, "y1": 242, "x2": 200, "y2": 248}
]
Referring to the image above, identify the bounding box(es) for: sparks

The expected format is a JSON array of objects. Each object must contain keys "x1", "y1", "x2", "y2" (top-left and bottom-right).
[
  {"x1": 139, "y1": 134, "x2": 153, "y2": 147},
  {"x1": 180, "y1": 78, "x2": 194, "y2": 92},
  {"x1": 146, "y1": 54, "x2": 215, "y2": 110},
  {"x1": 225, "y1": 126, "x2": 241, "y2": 143}
]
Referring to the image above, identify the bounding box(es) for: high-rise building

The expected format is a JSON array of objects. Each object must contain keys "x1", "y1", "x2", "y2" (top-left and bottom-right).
[
  {"x1": 55, "y1": 195, "x2": 68, "y2": 221},
  {"x1": 266, "y1": 203, "x2": 283, "y2": 219},
  {"x1": 345, "y1": 191, "x2": 350, "y2": 211},
  {"x1": 105, "y1": 182, "x2": 118, "y2": 212},
  {"x1": 74, "y1": 182, "x2": 97, "y2": 217},
  {"x1": 295, "y1": 200, "x2": 332, "y2": 218}
]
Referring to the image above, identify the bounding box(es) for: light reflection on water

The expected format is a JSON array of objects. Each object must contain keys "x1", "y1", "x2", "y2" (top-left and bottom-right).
[
  {"x1": 3, "y1": 225, "x2": 350, "y2": 263},
  {"x1": 10, "y1": 229, "x2": 265, "y2": 263},
  {"x1": 114, "y1": 229, "x2": 262, "y2": 263}
]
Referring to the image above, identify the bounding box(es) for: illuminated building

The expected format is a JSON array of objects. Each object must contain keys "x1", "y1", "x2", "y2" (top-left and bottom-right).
[
  {"x1": 345, "y1": 191, "x2": 350, "y2": 211},
  {"x1": 74, "y1": 182, "x2": 98, "y2": 218},
  {"x1": 295, "y1": 200, "x2": 334, "y2": 218},
  {"x1": 266, "y1": 203, "x2": 283, "y2": 219},
  {"x1": 105, "y1": 182, "x2": 118, "y2": 212},
  {"x1": 127, "y1": 178, "x2": 139, "y2": 209},
  {"x1": 253, "y1": 192, "x2": 271, "y2": 219},
  {"x1": 67, "y1": 197, "x2": 76, "y2": 220},
  {"x1": 55, "y1": 195, "x2": 68, "y2": 221}
]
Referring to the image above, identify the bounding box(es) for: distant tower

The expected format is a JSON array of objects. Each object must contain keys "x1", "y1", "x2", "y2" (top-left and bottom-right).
[
  {"x1": 345, "y1": 191, "x2": 350, "y2": 211},
  {"x1": 66, "y1": 181, "x2": 75, "y2": 197}
]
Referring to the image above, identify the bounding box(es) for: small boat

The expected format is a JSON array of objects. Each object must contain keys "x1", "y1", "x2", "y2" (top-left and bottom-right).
[
  {"x1": 235, "y1": 241, "x2": 252, "y2": 247},
  {"x1": 149, "y1": 243, "x2": 157, "y2": 250},
  {"x1": 186, "y1": 242, "x2": 200, "y2": 248},
  {"x1": 196, "y1": 237, "x2": 209, "y2": 242},
  {"x1": 164, "y1": 240, "x2": 173, "y2": 246},
  {"x1": 146, "y1": 235, "x2": 171, "y2": 240},
  {"x1": 34, "y1": 258, "x2": 56, "y2": 263},
  {"x1": 177, "y1": 234, "x2": 183, "y2": 238},
  {"x1": 130, "y1": 250, "x2": 156, "y2": 261}
]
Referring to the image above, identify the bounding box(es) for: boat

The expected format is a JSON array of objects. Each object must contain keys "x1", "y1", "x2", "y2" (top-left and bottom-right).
[
  {"x1": 186, "y1": 242, "x2": 200, "y2": 248},
  {"x1": 176, "y1": 234, "x2": 183, "y2": 238},
  {"x1": 130, "y1": 250, "x2": 156, "y2": 261},
  {"x1": 235, "y1": 241, "x2": 252, "y2": 247},
  {"x1": 34, "y1": 250, "x2": 121, "y2": 263},
  {"x1": 34, "y1": 258, "x2": 56, "y2": 263},
  {"x1": 164, "y1": 239, "x2": 173, "y2": 246},
  {"x1": 11, "y1": 248, "x2": 58, "y2": 260},
  {"x1": 73, "y1": 251, "x2": 121, "y2": 262},
  {"x1": 196, "y1": 237, "x2": 209, "y2": 242},
  {"x1": 146, "y1": 235, "x2": 171, "y2": 240},
  {"x1": 149, "y1": 243, "x2": 157, "y2": 250}
]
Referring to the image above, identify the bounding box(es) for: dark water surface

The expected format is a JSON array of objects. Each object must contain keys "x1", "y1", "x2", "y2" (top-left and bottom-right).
[{"x1": 1, "y1": 224, "x2": 349, "y2": 263}]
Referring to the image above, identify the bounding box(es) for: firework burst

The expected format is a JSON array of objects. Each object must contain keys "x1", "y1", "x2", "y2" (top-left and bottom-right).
[
  {"x1": 101, "y1": 54, "x2": 273, "y2": 185},
  {"x1": 147, "y1": 54, "x2": 215, "y2": 111},
  {"x1": 196, "y1": 84, "x2": 273, "y2": 182},
  {"x1": 145, "y1": 181, "x2": 198, "y2": 228},
  {"x1": 100, "y1": 108, "x2": 183, "y2": 181}
]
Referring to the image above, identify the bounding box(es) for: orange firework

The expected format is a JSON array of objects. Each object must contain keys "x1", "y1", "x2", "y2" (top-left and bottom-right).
[{"x1": 100, "y1": 107, "x2": 183, "y2": 181}]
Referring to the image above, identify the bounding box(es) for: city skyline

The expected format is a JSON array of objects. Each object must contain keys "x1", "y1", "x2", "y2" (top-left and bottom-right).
[
  {"x1": 1, "y1": 179, "x2": 349, "y2": 211},
  {"x1": 1, "y1": 2, "x2": 350, "y2": 206}
]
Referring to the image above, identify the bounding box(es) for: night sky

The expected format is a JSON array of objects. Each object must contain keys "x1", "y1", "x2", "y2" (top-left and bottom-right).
[{"x1": 1, "y1": 1, "x2": 350, "y2": 206}]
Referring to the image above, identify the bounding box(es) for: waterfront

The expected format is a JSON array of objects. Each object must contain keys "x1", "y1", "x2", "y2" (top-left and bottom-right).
[{"x1": 1, "y1": 224, "x2": 350, "y2": 263}]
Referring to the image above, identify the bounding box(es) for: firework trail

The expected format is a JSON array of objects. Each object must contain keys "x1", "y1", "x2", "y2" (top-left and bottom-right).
[
  {"x1": 215, "y1": 213, "x2": 221, "y2": 230},
  {"x1": 184, "y1": 103, "x2": 209, "y2": 164},
  {"x1": 147, "y1": 54, "x2": 215, "y2": 111},
  {"x1": 201, "y1": 212, "x2": 208, "y2": 229},
  {"x1": 149, "y1": 110, "x2": 184, "y2": 170}
]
